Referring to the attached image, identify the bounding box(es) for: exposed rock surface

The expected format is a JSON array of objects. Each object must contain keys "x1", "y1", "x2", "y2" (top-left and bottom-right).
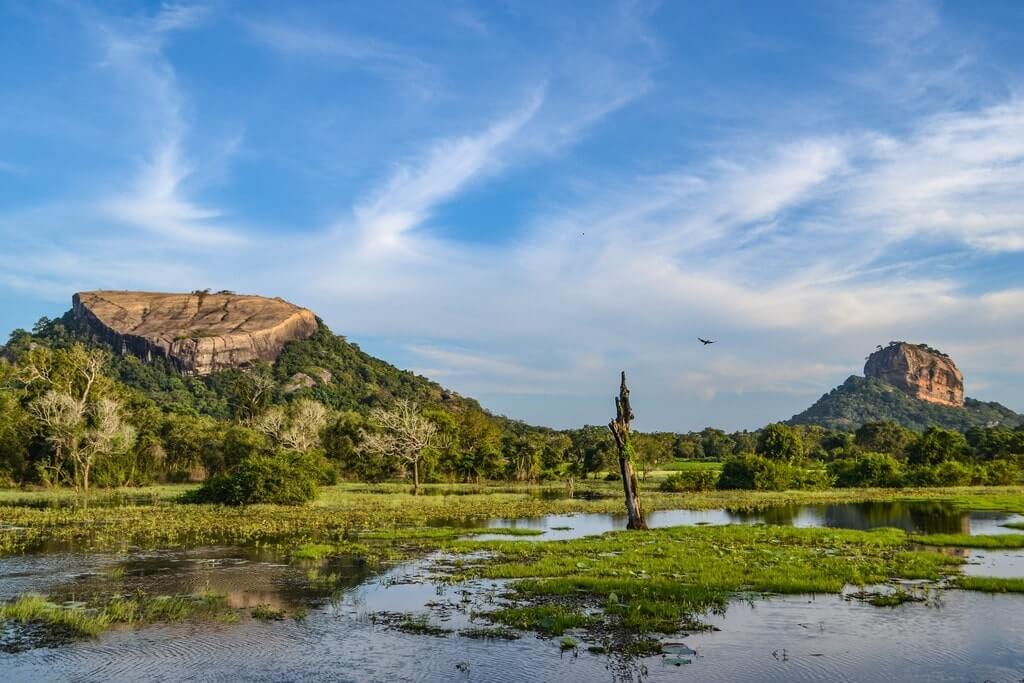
[
  {"x1": 73, "y1": 291, "x2": 318, "y2": 375},
  {"x1": 864, "y1": 342, "x2": 964, "y2": 407}
]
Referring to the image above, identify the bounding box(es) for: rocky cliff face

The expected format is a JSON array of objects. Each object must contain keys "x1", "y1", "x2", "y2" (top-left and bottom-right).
[
  {"x1": 73, "y1": 291, "x2": 318, "y2": 375},
  {"x1": 864, "y1": 342, "x2": 964, "y2": 407}
]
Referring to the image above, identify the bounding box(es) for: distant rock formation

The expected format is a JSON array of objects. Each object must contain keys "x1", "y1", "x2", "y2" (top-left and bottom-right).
[
  {"x1": 864, "y1": 342, "x2": 964, "y2": 408},
  {"x1": 73, "y1": 290, "x2": 318, "y2": 375}
]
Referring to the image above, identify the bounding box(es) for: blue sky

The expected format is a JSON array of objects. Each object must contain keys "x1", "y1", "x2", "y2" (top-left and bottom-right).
[{"x1": 2, "y1": 0, "x2": 1023, "y2": 431}]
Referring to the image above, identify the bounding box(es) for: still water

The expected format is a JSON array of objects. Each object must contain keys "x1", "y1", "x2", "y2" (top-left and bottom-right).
[
  {"x1": 472, "y1": 500, "x2": 1024, "y2": 540},
  {"x1": 2, "y1": 501, "x2": 1023, "y2": 682}
]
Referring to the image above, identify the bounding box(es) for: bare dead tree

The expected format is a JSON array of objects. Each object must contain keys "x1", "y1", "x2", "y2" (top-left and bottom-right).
[
  {"x1": 22, "y1": 344, "x2": 129, "y2": 498},
  {"x1": 249, "y1": 406, "x2": 287, "y2": 441},
  {"x1": 249, "y1": 399, "x2": 329, "y2": 453},
  {"x1": 281, "y1": 399, "x2": 329, "y2": 452},
  {"x1": 361, "y1": 399, "x2": 438, "y2": 493},
  {"x1": 31, "y1": 392, "x2": 135, "y2": 505},
  {"x1": 608, "y1": 371, "x2": 647, "y2": 530}
]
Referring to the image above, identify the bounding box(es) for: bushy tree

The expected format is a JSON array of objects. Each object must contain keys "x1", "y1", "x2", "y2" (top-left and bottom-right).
[
  {"x1": 699, "y1": 428, "x2": 735, "y2": 458},
  {"x1": 447, "y1": 409, "x2": 503, "y2": 482},
  {"x1": 718, "y1": 454, "x2": 830, "y2": 491},
  {"x1": 828, "y1": 452, "x2": 904, "y2": 488},
  {"x1": 907, "y1": 427, "x2": 968, "y2": 466},
  {"x1": 672, "y1": 436, "x2": 704, "y2": 459},
  {"x1": 658, "y1": 469, "x2": 719, "y2": 492},
  {"x1": 854, "y1": 421, "x2": 915, "y2": 457},
  {"x1": 189, "y1": 451, "x2": 318, "y2": 505},
  {"x1": 0, "y1": 368, "x2": 31, "y2": 483},
  {"x1": 756, "y1": 423, "x2": 804, "y2": 462},
  {"x1": 568, "y1": 426, "x2": 615, "y2": 478}
]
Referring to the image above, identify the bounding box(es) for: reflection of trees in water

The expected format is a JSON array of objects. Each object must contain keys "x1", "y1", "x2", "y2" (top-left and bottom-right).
[
  {"x1": 727, "y1": 505, "x2": 800, "y2": 526},
  {"x1": 51, "y1": 547, "x2": 376, "y2": 613},
  {"x1": 727, "y1": 502, "x2": 966, "y2": 534},
  {"x1": 823, "y1": 502, "x2": 964, "y2": 533},
  {"x1": 827, "y1": 502, "x2": 965, "y2": 533}
]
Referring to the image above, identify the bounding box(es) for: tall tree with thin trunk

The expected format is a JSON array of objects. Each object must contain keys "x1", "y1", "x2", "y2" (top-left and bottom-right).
[
  {"x1": 608, "y1": 371, "x2": 647, "y2": 530},
  {"x1": 21, "y1": 344, "x2": 134, "y2": 501},
  {"x1": 361, "y1": 399, "x2": 438, "y2": 493}
]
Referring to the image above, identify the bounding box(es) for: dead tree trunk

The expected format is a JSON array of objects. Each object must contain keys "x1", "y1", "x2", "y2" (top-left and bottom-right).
[{"x1": 608, "y1": 371, "x2": 647, "y2": 530}]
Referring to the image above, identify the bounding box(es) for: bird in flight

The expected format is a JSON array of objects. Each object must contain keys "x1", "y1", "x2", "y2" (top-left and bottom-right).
[{"x1": 698, "y1": 337, "x2": 716, "y2": 345}]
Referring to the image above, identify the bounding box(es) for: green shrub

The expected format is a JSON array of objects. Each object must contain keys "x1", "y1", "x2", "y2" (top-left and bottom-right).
[
  {"x1": 827, "y1": 452, "x2": 904, "y2": 488},
  {"x1": 658, "y1": 469, "x2": 719, "y2": 492},
  {"x1": 982, "y1": 459, "x2": 1021, "y2": 485},
  {"x1": 906, "y1": 427, "x2": 969, "y2": 466},
  {"x1": 755, "y1": 423, "x2": 804, "y2": 462},
  {"x1": 186, "y1": 451, "x2": 318, "y2": 505},
  {"x1": 904, "y1": 459, "x2": 973, "y2": 487},
  {"x1": 717, "y1": 454, "x2": 831, "y2": 491}
]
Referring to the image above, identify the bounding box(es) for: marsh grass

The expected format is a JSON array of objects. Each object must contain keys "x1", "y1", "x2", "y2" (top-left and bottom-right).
[
  {"x1": 486, "y1": 605, "x2": 598, "y2": 636},
  {"x1": 454, "y1": 525, "x2": 960, "y2": 637},
  {"x1": 4, "y1": 484, "x2": 1024, "y2": 556},
  {"x1": 955, "y1": 576, "x2": 1024, "y2": 593},
  {"x1": 292, "y1": 543, "x2": 340, "y2": 560},
  {"x1": 366, "y1": 611, "x2": 453, "y2": 636},
  {"x1": 911, "y1": 533, "x2": 1024, "y2": 549},
  {"x1": 0, "y1": 595, "x2": 109, "y2": 637},
  {"x1": 458, "y1": 626, "x2": 520, "y2": 640},
  {"x1": 0, "y1": 591, "x2": 232, "y2": 640},
  {"x1": 849, "y1": 589, "x2": 925, "y2": 607},
  {"x1": 359, "y1": 527, "x2": 543, "y2": 541},
  {"x1": 251, "y1": 604, "x2": 287, "y2": 621},
  {"x1": 102, "y1": 591, "x2": 228, "y2": 624}
]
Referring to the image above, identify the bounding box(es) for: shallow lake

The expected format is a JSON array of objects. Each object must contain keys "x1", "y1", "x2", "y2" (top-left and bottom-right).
[
  {"x1": 2, "y1": 500, "x2": 1023, "y2": 682},
  {"x1": 471, "y1": 500, "x2": 1024, "y2": 540}
]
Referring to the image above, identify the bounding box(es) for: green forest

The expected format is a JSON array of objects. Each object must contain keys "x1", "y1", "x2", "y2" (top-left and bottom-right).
[{"x1": 1, "y1": 312, "x2": 1023, "y2": 503}]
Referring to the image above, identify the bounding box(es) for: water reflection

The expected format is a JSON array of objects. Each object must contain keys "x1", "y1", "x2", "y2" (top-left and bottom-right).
[
  {"x1": 2, "y1": 557, "x2": 1022, "y2": 683},
  {"x1": 3, "y1": 500, "x2": 1024, "y2": 682},
  {"x1": 0, "y1": 545, "x2": 373, "y2": 611},
  {"x1": 474, "y1": 501, "x2": 1024, "y2": 541}
]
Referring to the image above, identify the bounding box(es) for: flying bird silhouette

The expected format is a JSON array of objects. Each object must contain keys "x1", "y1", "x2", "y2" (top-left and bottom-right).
[{"x1": 698, "y1": 338, "x2": 716, "y2": 346}]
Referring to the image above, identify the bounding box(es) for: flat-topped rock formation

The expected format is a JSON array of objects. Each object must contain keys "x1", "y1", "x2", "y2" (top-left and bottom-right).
[
  {"x1": 864, "y1": 342, "x2": 964, "y2": 408},
  {"x1": 73, "y1": 290, "x2": 318, "y2": 375}
]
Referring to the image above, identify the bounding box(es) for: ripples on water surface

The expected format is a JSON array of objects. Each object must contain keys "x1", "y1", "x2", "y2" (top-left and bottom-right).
[{"x1": 2, "y1": 501, "x2": 1024, "y2": 682}]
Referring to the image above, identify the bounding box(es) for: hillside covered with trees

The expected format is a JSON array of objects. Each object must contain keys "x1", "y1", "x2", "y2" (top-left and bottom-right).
[{"x1": 788, "y1": 376, "x2": 1024, "y2": 432}]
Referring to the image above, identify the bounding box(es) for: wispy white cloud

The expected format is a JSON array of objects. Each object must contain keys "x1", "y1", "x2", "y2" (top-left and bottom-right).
[
  {"x1": 90, "y1": 4, "x2": 240, "y2": 245},
  {"x1": 243, "y1": 20, "x2": 438, "y2": 98},
  {"x1": 350, "y1": 89, "x2": 545, "y2": 250},
  {"x1": 676, "y1": 358, "x2": 850, "y2": 400},
  {"x1": 101, "y1": 142, "x2": 241, "y2": 245},
  {"x1": 151, "y1": 3, "x2": 210, "y2": 34},
  {"x1": 845, "y1": 101, "x2": 1024, "y2": 251}
]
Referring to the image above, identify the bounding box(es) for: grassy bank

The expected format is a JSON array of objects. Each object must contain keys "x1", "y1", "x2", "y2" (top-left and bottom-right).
[
  {"x1": 0, "y1": 591, "x2": 234, "y2": 639},
  {"x1": 912, "y1": 533, "x2": 1024, "y2": 549},
  {"x1": 3, "y1": 483, "x2": 1024, "y2": 556},
  {"x1": 453, "y1": 525, "x2": 960, "y2": 635}
]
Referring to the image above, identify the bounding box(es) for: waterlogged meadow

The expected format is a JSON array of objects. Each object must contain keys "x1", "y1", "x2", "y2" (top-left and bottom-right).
[{"x1": 2, "y1": 483, "x2": 1024, "y2": 681}]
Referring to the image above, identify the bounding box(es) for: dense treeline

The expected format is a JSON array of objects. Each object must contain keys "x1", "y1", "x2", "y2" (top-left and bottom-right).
[{"x1": 1, "y1": 315, "x2": 1022, "y2": 501}]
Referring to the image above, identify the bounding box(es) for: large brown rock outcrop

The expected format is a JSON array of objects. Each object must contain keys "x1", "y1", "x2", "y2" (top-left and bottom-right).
[
  {"x1": 864, "y1": 342, "x2": 964, "y2": 407},
  {"x1": 73, "y1": 291, "x2": 318, "y2": 375}
]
